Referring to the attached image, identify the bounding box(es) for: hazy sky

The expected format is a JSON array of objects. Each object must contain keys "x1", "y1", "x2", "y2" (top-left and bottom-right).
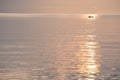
[{"x1": 0, "y1": 0, "x2": 120, "y2": 14}]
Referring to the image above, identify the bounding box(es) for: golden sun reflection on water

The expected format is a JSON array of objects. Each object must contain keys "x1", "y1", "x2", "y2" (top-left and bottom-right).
[
  {"x1": 50, "y1": 18, "x2": 100, "y2": 80},
  {"x1": 56, "y1": 34, "x2": 100, "y2": 80},
  {"x1": 76, "y1": 35, "x2": 100, "y2": 80}
]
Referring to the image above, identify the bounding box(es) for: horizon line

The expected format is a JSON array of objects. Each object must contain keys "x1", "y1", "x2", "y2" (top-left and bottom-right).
[
  {"x1": 0, "y1": 13, "x2": 120, "y2": 17},
  {"x1": 0, "y1": 13, "x2": 120, "y2": 15}
]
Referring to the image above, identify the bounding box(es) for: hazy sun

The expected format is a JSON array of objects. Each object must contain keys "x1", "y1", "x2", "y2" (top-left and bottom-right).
[
  {"x1": 82, "y1": 14, "x2": 98, "y2": 20},
  {"x1": 88, "y1": 14, "x2": 97, "y2": 20}
]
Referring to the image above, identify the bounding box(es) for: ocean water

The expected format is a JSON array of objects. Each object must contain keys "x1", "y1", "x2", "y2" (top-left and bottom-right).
[{"x1": 0, "y1": 15, "x2": 120, "y2": 80}]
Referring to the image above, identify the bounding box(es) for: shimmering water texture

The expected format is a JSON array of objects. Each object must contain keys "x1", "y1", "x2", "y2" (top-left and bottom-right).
[{"x1": 0, "y1": 14, "x2": 120, "y2": 80}]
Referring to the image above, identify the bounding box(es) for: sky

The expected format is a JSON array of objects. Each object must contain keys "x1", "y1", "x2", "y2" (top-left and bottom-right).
[{"x1": 0, "y1": 0, "x2": 120, "y2": 14}]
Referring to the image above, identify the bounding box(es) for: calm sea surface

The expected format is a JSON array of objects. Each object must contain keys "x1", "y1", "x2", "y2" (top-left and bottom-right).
[{"x1": 0, "y1": 15, "x2": 120, "y2": 80}]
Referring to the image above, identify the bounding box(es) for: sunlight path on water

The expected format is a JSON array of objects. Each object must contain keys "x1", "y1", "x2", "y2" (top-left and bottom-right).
[
  {"x1": 54, "y1": 16, "x2": 101, "y2": 80},
  {"x1": 75, "y1": 17, "x2": 101, "y2": 80}
]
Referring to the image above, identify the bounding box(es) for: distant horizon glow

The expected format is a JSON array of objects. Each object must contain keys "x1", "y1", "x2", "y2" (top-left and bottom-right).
[
  {"x1": 0, "y1": 13, "x2": 120, "y2": 20},
  {"x1": 0, "y1": 13, "x2": 120, "y2": 16}
]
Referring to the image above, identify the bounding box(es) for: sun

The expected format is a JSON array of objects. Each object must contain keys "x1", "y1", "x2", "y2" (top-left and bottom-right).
[
  {"x1": 88, "y1": 14, "x2": 97, "y2": 20},
  {"x1": 82, "y1": 14, "x2": 98, "y2": 20}
]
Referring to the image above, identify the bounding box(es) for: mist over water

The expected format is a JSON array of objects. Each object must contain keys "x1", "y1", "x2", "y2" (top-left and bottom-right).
[{"x1": 0, "y1": 15, "x2": 120, "y2": 80}]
